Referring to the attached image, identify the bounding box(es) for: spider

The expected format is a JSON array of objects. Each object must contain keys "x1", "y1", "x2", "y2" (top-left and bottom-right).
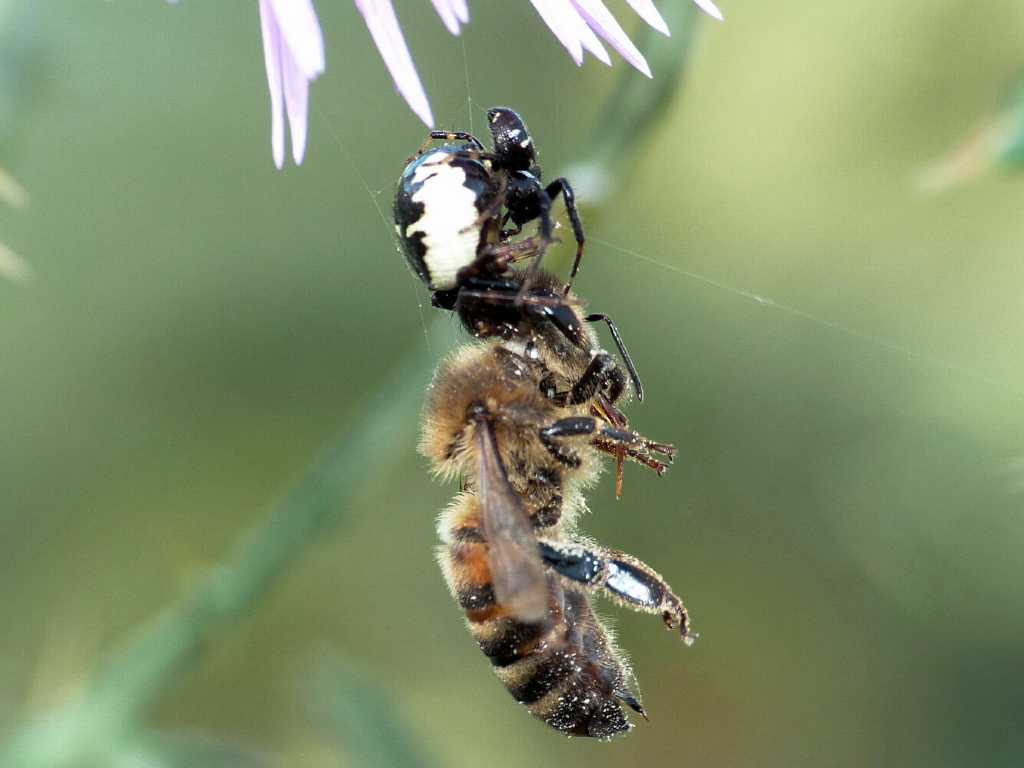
[
  {"x1": 394, "y1": 106, "x2": 643, "y2": 401},
  {"x1": 394, "y1": 106, "x2": 586, "y2": 298}
]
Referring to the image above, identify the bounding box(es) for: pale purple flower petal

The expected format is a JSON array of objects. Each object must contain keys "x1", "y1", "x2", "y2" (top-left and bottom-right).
[
  {"x1": 431, "y1": 0, "x2": 463, "y2": 35},
  {"x1": 528, "y1": 0, "x2": 583, "y2": 65},
  {"x1": 355, "y1": 0, "x2": 434, "y2": 127},
  {"x1": 531, "y1": 0, "x2": 727, "y2": 76},
  {"x1": 570, "y1": 0, "x2": 651, "y2": 77},
  {"x1": 624, "y1": 0, "x2": 671, "y2": 35},
  {"x1": 628, "y1": 0, "x2": 723, "y2": 31},
  {"x1": 181, "y1": 0, "x2": 728, "y2": 164},
  {"x1": 450, "y1": 0, "x2": 469, "y2": 25},
  {"x1": 533, "y1": 0, "x2": 621, "y2": 69},
  {"x1": 569, "y1": 5, "x2": 611, "y2": 66},
  {"x1": 690, "y1": 0, "x2": 724, "y2": 22},
  {"x1": 259, "y1": 0, "x2": 324, "y2": 168},
  {"x1": 271, "y1": 0, "x2": 326, "y2": 77},
  {"x1": 281, "y1": 42, "x2": 311, "y2": 164},
  {"x1": 258, "y1": 0, "x2": 286, "y2": 168},
  {"x1": 531, "y1": 0, "x2": 611, "y2": 66}
]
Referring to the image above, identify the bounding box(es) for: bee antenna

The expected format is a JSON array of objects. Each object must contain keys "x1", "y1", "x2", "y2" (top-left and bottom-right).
[{"x1": 585, "y1": 313, "x2": 644, "y2": 401}]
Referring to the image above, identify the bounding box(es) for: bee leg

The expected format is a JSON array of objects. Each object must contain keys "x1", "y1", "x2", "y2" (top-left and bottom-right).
[
  {"x1": 568, "y1": 352, "x2": 626, "y2": 405},
  {"x1": 539, "y1": 416, "x2": 644, "y2": 467},
  {"x1": 538, "y1": 540, "x2": 693, "y2": 643},
  {"x1": 538, "y1": 418, "x2": 588, "y2": 468},
  {"x1": 470, "y1": 236, "x2": 546, "y2": 273},
  {"x1": 591, "y1": 437, "x2": 672, "y2": 475},
  {"x1": 584, "y1": 313, "x2": 643, "y2": 402}
]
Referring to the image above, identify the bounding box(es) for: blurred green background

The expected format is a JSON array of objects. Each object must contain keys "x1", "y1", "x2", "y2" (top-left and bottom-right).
[{"x1": 3, "y1": 1, "x2": 1024, "y2": 766}]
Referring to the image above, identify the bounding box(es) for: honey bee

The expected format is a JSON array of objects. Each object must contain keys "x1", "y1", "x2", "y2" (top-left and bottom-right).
[{"x1": 398, "y1": 110, "x2": 693, "y2": 738}]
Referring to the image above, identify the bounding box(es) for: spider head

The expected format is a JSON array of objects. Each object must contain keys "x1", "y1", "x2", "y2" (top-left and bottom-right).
[{"x1": 487, "y1": 106, "x2": 537, "y2": 172}]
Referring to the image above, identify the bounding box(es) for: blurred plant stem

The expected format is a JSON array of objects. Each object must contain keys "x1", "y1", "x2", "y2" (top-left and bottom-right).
[
  {"x1": 0, "y1": 165, "x2": 29, "y2": 283},
  {"x1": 0, "y1": 240, "x2": 30, "y2": 283},
  {"x1": 0, "y1": 315, "x2": 455, "y2": 768},
  {"x1": 0, "y1": 0, "x2": 33, "y2": 283},
  {"x1": 563, "y1": 2, "x2": 705, "y2": 204},
  {"x1": 917, "y1": 71, "x2": 1024, "y2": 192},
  {"x1": 306, "y1": 661, "x2": 439, "y2": 768},
  {"x1": 0, "y1": 166, "x2": 27, "y2": 209}
]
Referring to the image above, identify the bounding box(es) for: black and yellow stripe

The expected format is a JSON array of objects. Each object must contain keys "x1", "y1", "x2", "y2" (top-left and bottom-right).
[{"x1": 443, "y1": 527, "x2": 637, "y2": 738}]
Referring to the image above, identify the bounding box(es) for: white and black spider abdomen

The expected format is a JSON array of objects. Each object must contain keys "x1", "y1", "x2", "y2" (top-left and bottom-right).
[{"x1": 394, "y1": 146, "x2": 497, "y2": 291}]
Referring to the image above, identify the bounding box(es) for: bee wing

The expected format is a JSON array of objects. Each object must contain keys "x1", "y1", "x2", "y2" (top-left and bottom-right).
[{"x1": 476, "y1": 420, "x2": 549, "y2": 623}]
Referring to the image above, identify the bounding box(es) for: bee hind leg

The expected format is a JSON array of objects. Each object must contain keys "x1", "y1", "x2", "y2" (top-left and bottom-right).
[{"x1": 538, "y1": 540, "x2": 693, "y2": 643}]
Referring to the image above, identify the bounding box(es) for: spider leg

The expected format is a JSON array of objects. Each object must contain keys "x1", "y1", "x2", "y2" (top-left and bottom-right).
[
  {"x1": 544, "y1": 178, "x2": 585, "y2": 294},
  {"x1": 513, "y1": 189, "x2": 556, "y2": 305},
  {"x1": 418, "y1": 130, "x2": 486, "y2": 154},
  {"x1": 459, "y1": 181, "x2": 507, "y2": 237}
]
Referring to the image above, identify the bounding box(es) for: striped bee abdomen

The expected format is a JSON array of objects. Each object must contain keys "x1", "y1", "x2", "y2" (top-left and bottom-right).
[
  {"x1": 438, "y1": 498, "x2": 641, "y2": 739},
  {"x1": 517, "y1": 587, "x2": 641, "y2": 738}
]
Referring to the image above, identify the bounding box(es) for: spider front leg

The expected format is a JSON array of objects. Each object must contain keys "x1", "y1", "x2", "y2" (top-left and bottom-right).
[
  {"x1": 458, "y1": 171, "x2": 509, "y2": 241},
  {"x1": 417, "y1": 130, "x2": 485, "y2": 154},
  {"x1": 544, "y1": 178, "x2": 585, "y2": 294},
  {"x1": 538, "y1": 540, "x2": 693, "y2": 642},
  {"x1": 513, "y1": 189, "x2": 556, "y2": 304},
  {"x1": 513, "y1": 177, "x2": 585, "y2": 302}
]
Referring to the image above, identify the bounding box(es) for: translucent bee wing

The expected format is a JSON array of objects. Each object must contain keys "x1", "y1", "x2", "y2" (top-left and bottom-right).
[{"x1": 476, "y1": 420, "x2": 549, "y2": 623}]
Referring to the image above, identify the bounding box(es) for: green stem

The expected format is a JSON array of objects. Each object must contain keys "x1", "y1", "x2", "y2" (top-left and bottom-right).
[{"x1": 0, "y1": 317, "x2": 453, "y2": 768}]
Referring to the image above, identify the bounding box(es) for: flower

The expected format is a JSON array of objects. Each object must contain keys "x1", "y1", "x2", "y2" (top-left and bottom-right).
[
  {"x1": 361, "y1": 0, "x2": 723, "y2": 124},
  {"x1": 175, "y1": 0, "x2": 724, "y2": 167},
  {"x1": 354, "y1": 0, "x2": 439, "y2": 127},
  {"x1": 526, "y1": 0, "x2": 721, "y2": 78},
  {"x1": 258, "y1": 0, "x2": 326, "y2": 168}
]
